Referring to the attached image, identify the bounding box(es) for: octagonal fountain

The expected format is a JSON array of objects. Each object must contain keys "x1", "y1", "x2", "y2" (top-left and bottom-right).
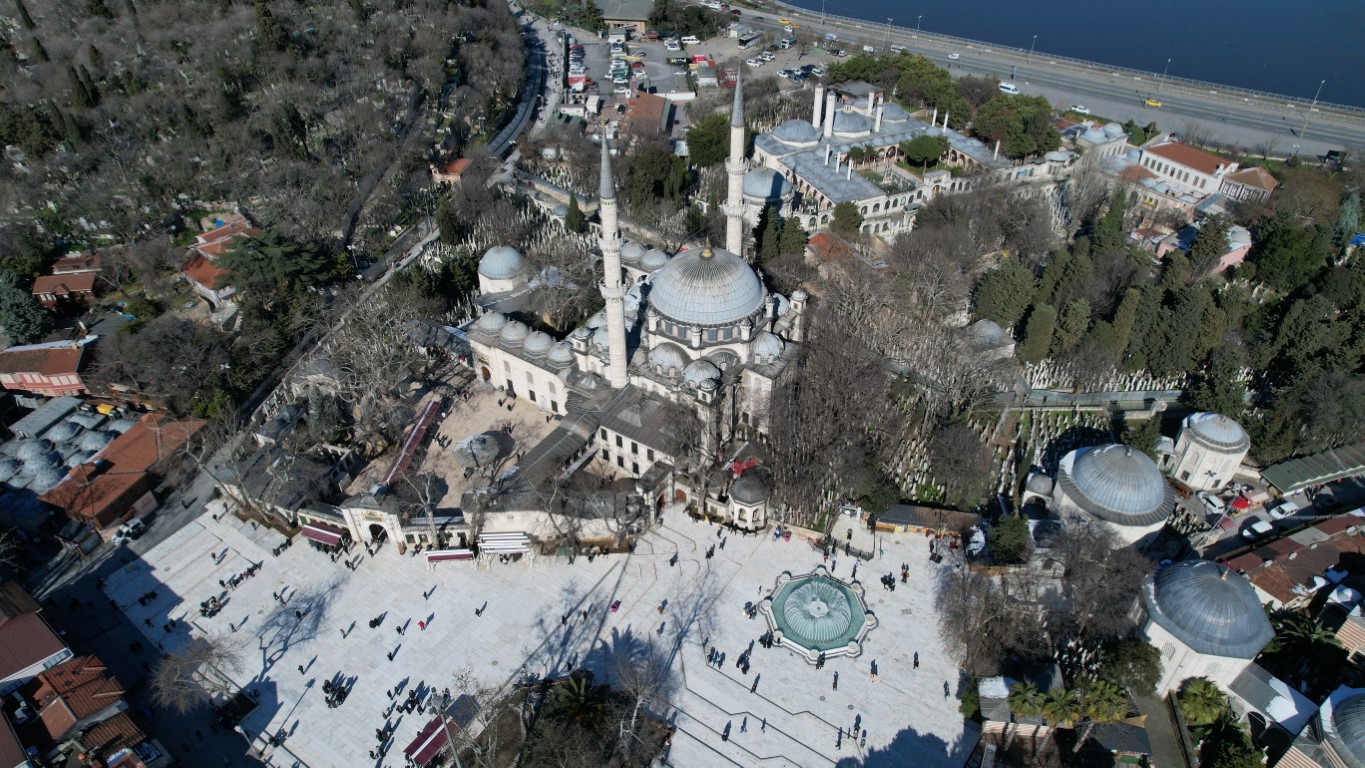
[{"x1": 761, "y1": 566, "x2": 877, "y2": 663}]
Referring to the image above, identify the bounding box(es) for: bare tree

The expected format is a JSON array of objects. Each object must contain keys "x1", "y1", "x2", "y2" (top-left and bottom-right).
[{"x1": 150, "y1": 636, "x2": 246, "y2": 715}]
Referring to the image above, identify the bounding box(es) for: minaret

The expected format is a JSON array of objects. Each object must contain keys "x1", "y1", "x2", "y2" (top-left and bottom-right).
[
  {"x1": 597, "y1": 134, "x2": 629, "y2": 389},
  {"x1": 723, "y1": 71, "x2": 748, "y2": 258}
]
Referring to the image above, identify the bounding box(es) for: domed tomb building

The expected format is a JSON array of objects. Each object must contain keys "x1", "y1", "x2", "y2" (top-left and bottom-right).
[
  {"x1": 1280, "y1": 687, "x2": 1365, "y2": 768},
  {"x1": 463, "y1": 74, "x2": 805, "y2": 530},
  {"x1": 1164, "y1": 412, "x2": 1250, "y2": 492},
  {"x1": 1139, "y1": 560, "x2": 1274, "y2": 695},
  {"x1": 1052, "y1": 443, "x2": 1177, "y2": 544}
]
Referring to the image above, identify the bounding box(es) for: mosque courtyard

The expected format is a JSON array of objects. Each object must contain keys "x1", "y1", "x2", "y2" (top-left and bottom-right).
[{"x1": 109, "y1": 496, "x2": 976, "y2": 767}]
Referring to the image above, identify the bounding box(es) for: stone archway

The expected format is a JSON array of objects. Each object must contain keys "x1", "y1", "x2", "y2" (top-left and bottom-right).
[
  {"x1": 480, "y1": 366, "x2": 490, "y2": 381},
  {"x1": 674, "y1": 488, "x2": 688, "y2": 502},
  {"x1": 368, "y1": 524, "x2": 387, "y2": 542}
]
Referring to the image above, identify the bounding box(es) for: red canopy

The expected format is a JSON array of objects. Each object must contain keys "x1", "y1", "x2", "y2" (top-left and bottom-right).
[
  {"x1": 1231, "y1": 496, "x2": 1251, "y2": 510},
  {"x1": 300, "y1": 522, "x2": 346, "y2": 546},
  {"x1": 405, "y1": 716, "x2": 452, "y2": 765}
]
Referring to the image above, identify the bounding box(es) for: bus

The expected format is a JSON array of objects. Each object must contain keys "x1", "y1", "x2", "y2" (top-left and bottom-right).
[{"x1": 738, "y1": 32, "x2": 763, "y2": 49}]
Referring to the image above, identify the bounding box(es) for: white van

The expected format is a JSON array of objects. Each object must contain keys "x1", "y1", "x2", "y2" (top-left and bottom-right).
[
  {"x1": 998, "y1": 82, "x2": 1020, "y2": 95},
  {"x1": 680, "y1": 35, "x2": 701, "y2": 45},
  {"x1": 889, "y1": 44, "x2": 907, "y2": 53}
]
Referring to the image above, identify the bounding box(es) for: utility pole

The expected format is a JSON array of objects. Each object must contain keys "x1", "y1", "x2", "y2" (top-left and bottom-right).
[
  {"x1": 916, "y1": 14, "x2": 922, "y2": 31},
  {"x1": 884, "y1": 18, "x2": 893, "y2": 51},
  {"x1": 1027, "y1": 34, "x2": 1036, "y2": 64},
  {"x1": 1301, "y1": 79, "x2": 1325, "y2": 141},
  {"x1": 1157, "y1": 57, "x2": 1171, "y2": 92},
  {"x1": 820, "y1": 0, "x2": 826, "y2": 28}
]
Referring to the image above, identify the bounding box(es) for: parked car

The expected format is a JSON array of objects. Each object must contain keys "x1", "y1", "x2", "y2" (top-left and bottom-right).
[
  {"x1": 1267, "y1": 501, "x2": 1301, "y2": 520},
  {"x1": 641, "y1": 30, "x2": 660, "y2": 41},
  {"x1": 1069, "y1": 105, "x2": 1091, "y2": 115},
  {"x1": 863, "y1": 44, "x2": 876, "y2": 53},
  {"x1": 1144, "y1": 98, "x2": 1163, "y2": 108},
  {"x1": 730, "y1": 8, "x2": 741, "y2": 14},
  {"x1": 680, "y1": 35, "x2": 701, "y2": 45},
  {"x1": 665, "y1": 38, "x2": 681, "y2": 51},
  {"x1": 947, "y1": 52, "x2": 960, "y2": 60},
  {"x1": 809, "y1": 65, "x2": 826, "y2": 76},
  {"x1": 759, "y1": 50, "x2": 775, "y2": 62},
  {"x1": 745, "y1": 57, "x2": 764, "y2": 67},
  {"x1": 113, "y1": 519, "x2": 146, "y2": 545},
  {"x1": 1197, "y1": 492, "x2": 1227, "y2": 516},
  {"x1": 1241, "y1": 518, "x2": 1275, "y2": 542}
]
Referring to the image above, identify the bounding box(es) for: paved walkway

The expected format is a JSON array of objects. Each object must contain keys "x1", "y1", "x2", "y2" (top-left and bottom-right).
[{"x1": 109, "y1": 501, "x2": 977, "y2": 766}]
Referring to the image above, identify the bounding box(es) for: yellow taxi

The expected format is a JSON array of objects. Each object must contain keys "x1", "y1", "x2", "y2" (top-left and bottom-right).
[
  {"x1": 779, "y1": 17, "x2": 790, "y2": 25},
  {"x1": 1144, "y1": 98, "x2": 1163, "y2": 108}
]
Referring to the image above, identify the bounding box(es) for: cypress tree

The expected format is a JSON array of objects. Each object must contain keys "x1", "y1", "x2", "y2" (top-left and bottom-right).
[
  {"x1": 564, "y1": 195, "x2": 585, "y2": 233},
  {"x1": 31, "y1": 36, "x2": 48, "y2": 62},
  {"x1": 16, "y1": 0, "x2": 35, "y2": 29},
  {"x1": 1109, "y1": 288, "x2": 1141, "y2": 359},
  {"x1": 1019, "y1": 303, "x2": 1057, "y2": 364},
  {"x1": 69, "y1": 66, "x2": 93, "y2": 108}
]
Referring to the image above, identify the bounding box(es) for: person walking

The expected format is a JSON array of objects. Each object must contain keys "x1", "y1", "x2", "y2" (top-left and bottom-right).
[
  {"x1": 298, "y1": 664, "x2": 305, "y2": 675},
  {"x1": 751, "y1": 674, "x2": 760, "y2": 693},
  {"x1": 721, "y1": 721, "x2": 731, "y2": 742},
  {"x1": 418, "y1": 620, "x2": 426, "y2": 631},
  {"x1": 832, "y1": 671, "x2": 839, "y2": 690},
  {"x1": 913, "y1": 651, "x2": 919, "y2": 669},
  {"x1": 760, "y1": 717, "x2": 766, "y2": 733},
  {"x1": 943, "y1": 681, "x2": 950, "y2": 698},
  {"x1": 740, "y1": 716, "x2": 748, "y2": 733}
]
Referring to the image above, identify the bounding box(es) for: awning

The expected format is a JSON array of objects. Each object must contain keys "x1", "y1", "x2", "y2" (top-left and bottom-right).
[
  {"x1": 426, "y1": 549, "x2": 474, "y2": 563},
  {"x1": 477, "y1": 532, "x2": 531, "y2": 554},
  {"x1": 1231, "y1": 496, "x2": 1251, "y2": 510},
  {"x1": 300, "y1": 522, "x2": 346, "y2": 547},
  {"x1": 405, "y1": 716, "x2": 451, "y2": 765}
]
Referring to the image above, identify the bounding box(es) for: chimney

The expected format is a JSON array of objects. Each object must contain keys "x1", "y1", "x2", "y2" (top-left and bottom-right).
[
  {"x1": 942, "y1": 112, "x2": 949, "y2": 131},
  {"x1": 813, "y1": 84, "x2": 825, "y2": 129},
  {"x1": 825, "y1": 144, "x2": 832, "y2": 165},
  {"x1": 993, "y1": 139, "x2": 1000, "y2": 160},
  {"x1": 874, "y1": 105, "x2": 883, "y2": 133},
  {"x1": 846, "y1": 163, "x2": 852, "y2": 180},
  {"x1": 823, "y1": 92, "x2": 836, "y2": 139},
  {"x1": 930, "y1": 107, "x2": 938, "y2": 127}
]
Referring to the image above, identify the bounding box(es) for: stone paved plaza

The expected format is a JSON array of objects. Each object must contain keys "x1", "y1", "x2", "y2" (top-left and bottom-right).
[{"x1": 109, "y1": 500, "x2": 977, "y2": 767}]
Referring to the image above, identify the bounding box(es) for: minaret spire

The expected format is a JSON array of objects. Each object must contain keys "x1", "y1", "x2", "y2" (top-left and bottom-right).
[
  {"x1": 597, "y1": 129, "x2": 629, "y2": 388},
  {"x1": 723, "y1": 70, "x2": 748, "y2": 259}
]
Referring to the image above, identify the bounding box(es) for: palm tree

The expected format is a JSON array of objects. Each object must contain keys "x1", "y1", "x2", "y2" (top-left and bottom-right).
[
  {"x1": 547, "y1": 670, "x2": 610, "y2": 730},
  {"x1": 1073, "y1": 680, "x2": 1130, "y2": 752},
  {"x1": 1006, "y1": 681, "x2": 1046, "y2": 749},
  {"x1": 1177, "y1": 677, "x2": 1227, "y2": 728},
  {"x1": 1036, "y1": 688, "x2": 1081, "y2": 757}
]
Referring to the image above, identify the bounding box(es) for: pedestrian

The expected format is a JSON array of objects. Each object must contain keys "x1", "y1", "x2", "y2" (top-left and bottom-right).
[
  {"x1": 418, "y1": 620, "x2": 426, "y2": 631},
  {"x1": 943, "y1": 681, "x2": 950, "y2": 698},
  {"x1": 741, "y1": 716, "x2": 748, "y2": 733},
  {"x1": 833, "y1": 672, "x2": 839, "y2": 690},
  {"x1": 561, "y1": 614, "x2": 568, "y2": 626},
  {"x1": 751, "y1": 674, "x2": 760, "y2": 693},
  {"x1": 721, "y1": 721, "x2": 731, "y2": 742},
  {"x1": 760, "y1": 717, "x2": 766, "y2": 732},
  {"x1": 298, "y1": 664, "x2": 305, "y2": 675},
  {"x1": 387, "y1": 651, "x2": 395, "y2": 661},
  {"x1": 340, "y1": 628, "x2": 347, "y2": 639},
  {"x1": 229, "y1": 622, "x2": 236, "y2": 632},
  {"x1": 144, "y1": 619, "x2": 152, "y2": 627},
  {"x1": 295, "y1": 610, "x2": 303, "y2": 620},
  {"x1": 913, "y1": 651, "x2": 919, "y2": 669}
]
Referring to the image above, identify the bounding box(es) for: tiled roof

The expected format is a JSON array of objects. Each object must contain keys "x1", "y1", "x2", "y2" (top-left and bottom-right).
[
  {"x1": 181, "y1": 253, "x2": 231, "y2": 291},
  {"x1": 1224, "y1": 166, "x2": 1279, "y2": 192},
  {"x1": 0, "y1": 344, "x2": 84, "y2": 378},
  {"x1": 0, "y1": 715, "x2": 24, "y2": 768},
  {"x1": 0, "y1": 612, "x2": 67, "y2": 680},
  {"x1": 1144, "y1": 142, "x2": 1231, "y2": 176},
  {"x1": 0, "y1": 581, "x2": 41, "y2": 621},
  {"x1": 78, "y1": 710, "x2": 145, "y2": 759},
  {"x1": 1239, "y1": 525, "x2": 1365, "y2": 604},
  {"x1": 31, "y1": 272, "x2": 97, "y2": 297},
  {"x1": 51, "y1": 252, "x2": 102, "y2": 274},
  {"x1": 1119, "y1": 164, "x2": 1157, "y2": 183},
  {"x1": 24, "y1": 655, "x2": 125, "y2": 742}
]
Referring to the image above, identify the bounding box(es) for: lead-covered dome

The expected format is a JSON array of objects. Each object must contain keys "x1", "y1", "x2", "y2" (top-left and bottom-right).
[
  {"x1": 832, "y1": 110, "x2": 869, "y2": 135},
  {"x1": 648, "y1": 343, "x2": 687, "y2": 374},
  {"x1": 1326, "y1": 694, "x2": 1365, "y2": 768},
  {"x1": 1183, "y1": 412, "x2": 1250, "y2": 453},
  {"x1": 683, "y1": 359, "x2": 720, "y2": 388},
  {"x1": 731, "y1": 473, "x2": 768, "y2": 505},
  {"x1": 648, "y1": 247, "x2": 765, "y2": 327},
  {"x1": 750, "y1": 332, "x2": 784, "y2": 363},
  {"x1": 548, "y1": 342, "x2": 575, "y2": 365},
  {"x1": 880, "y1": 102, "x2": 910, "y2": 123},
  {"x1": 1058, "y1": 444, "x2": 1173, "y2": 526},
  {"x1": 642, "y1": 248, "x2": 669, "y2": 270},
  {"x1": 621, "y1": 241, "x2": 646, "y2": 264},
  {"x1": 476, "y1": 311, "x2": 508, "y2": 333},
  {"x1": 498, "y1": 320, "x2": 530, "y2": 345},
  {"x1": 478, "y1": 246, "x2": 527, "y2": 279},
  {"x1": 1142, "y1": 560, "x2": 1273, "y2": 659},
  {"x1": 523, "y1": 331, "x2": 554, "y2": 356},
  {"x1": 773, "y1": 119, "x2": 820, "y2": 144},
  {"x1": 743, "y1": 168, "x2": 788, "y2": 200}
]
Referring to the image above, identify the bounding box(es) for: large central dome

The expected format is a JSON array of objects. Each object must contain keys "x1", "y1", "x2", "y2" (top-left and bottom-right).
[{"x1": 647, "y1": 247, "x2": 765, "y2": 327}]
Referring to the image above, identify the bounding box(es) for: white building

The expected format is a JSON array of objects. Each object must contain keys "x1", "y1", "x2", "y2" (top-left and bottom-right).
[
  {"x1": 1166, "y1": 412, "x2": 1250, "y2": 492},
  {"x1": 1051, "y1": 443, "x2": 1176, "y2": 544},
  {"x1": 1137, "y1": 141, "x2": 1239, "y2": 199},
  {"x1": 1139, "y1": 560, "x2": 1274, "y2": 695}
]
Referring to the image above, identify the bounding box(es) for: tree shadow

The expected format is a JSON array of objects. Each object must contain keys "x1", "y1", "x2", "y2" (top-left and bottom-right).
[
  {"x1": 835, "y1": 722, "x2": 973, "y2": 768},
  {"x1": 1040, "y1": 425, "x2": 1112, "y2": 473},
  {"x1": 251, "y1": 574, "x2": 347, "y2": 679}
]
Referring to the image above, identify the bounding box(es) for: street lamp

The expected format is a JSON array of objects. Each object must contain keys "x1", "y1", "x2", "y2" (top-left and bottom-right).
[
  {"x1": 1157, "y1": 57, "x2": 1171, "y2": 92},
  {"x1": 916, "y1": 15, "x2": 922, "y2": 31},
  {"x1": 1027, "y1": 34, "x2": 1036, "y2": 63},
  {"x1": 884, "y1": 18, "x2": 893, "y2": 50},
  {"x1": 1301, "y1": 79, "x2": 1326, "y2": 141},
  {"x1": 820, "y1": 0, "x2": 827, "y2": 27}
]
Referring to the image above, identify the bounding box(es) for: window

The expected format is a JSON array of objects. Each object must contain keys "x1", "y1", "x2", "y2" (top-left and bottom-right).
[
  {"x1": 528, "y1": 390, "x2": 536, "y2": 402},
  {"x1": 505, "y1": 379, "x2": 514, "y2": 391},
  {"x1": 602, "y1": 449, "x2": 610, "y2": 461},
  {"x1": 631, "y1": 441, "x2": 639, "y2": 455},
  {"x1": 526, "y1": 371, "x2": 533, "y2": 383},
  {"x1": 647, "y1": 449, "x2": 655, "y2": 461},
  {"x1": 1180, "y1": 470, "x2": 1191, "y2": 481},
  {"x1": 503, "y1": 361, "x2": 511, "y2": 372},
  {"x1": 615, "y1": 435, "x2": 623, "y2": 448},
  {"x1": 617, "y1": 456, "x2": 625, "y2": 468},
  {"x1": 552, "y1": 401, "x2": 559, "y2": 413},
  {"x1": 632, "y1": 462, "x2": 639, "y2": 474},
  {"x1": 601, "y1": 428, "x2": 608, "y2": 440}
]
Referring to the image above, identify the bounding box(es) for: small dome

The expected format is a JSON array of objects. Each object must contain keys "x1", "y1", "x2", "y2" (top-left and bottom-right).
[
  {"x1": 1184, "y1": 412, "x2": 1250, "y2": 452},
  {"x1": 78, "y1": 431, "x2": 114, "y2": 453},
  {"x1": 621, "y1": 241, "x2": 647, "y2": 264},
  {"x1": 648, "y1": 343, "x2": 687, "y2": 374},
  {"x1": 791, "y1": 289, "x2": 808, "y2": 301},
  {"x1": 750, "y1": 331, "x2": 784, "y2": 362},
  {"x1": 731, "y1": 473, "x2": 768, "y2": 505},
  {"x1": 499, "y1": 320, "x2": 530, "y2": 344},
  {"x1": 585, "y1": 311, "x2": 609, "y2": 330},
  {"x1": 832, "y1": 110, "x2": 870, "y2": 135},
  {"x1": 548, "y1": 342, "x2": 575, "y2": 365},
  {"x1": 967, "y1": 319, "x2": 1005, "y2": 346},
  {"x1": 478, "y1": 246, "x2": 527, "y2": 280},
  {"x1": 880, "y1": 102, "x2": 910, "y2": 122},
  {"x1": 16, "y1": 440, "x2": 54, "y2": 460},
  {"x1": 1081, "y1": 128, "x2": 1109, "y2": 144},
  {"x1": 772, "y1": 119, "x2": 820, "y2": 144},
  {"x1": 476, "y1": 311, "x2": 508, "y2": 333},
  {"x1": 1044, "y1": 150, "x2": 1072, "y2": 162},
  {"x1": 1025, "y1": 473, "x2": 1054, "y2": 496},
  {"x1": 707, "y1": 349, "x2": 741, "y2": 370},
  {"x1": 31, "y1": 468, "x2": 66, "y2": 493},
  {"x1": 1327, "y1": 694, "x2": 1365, "y2": 768},
  {"x1": 551, "y1": 204, "x2": 568, "y2": 217},
  {"x1": 772, "y1": 293, "x2": 790, "y2": 316},
  {"x1": 46, "y1": 422, "x2": 81, "y2": 443},
  {"x1": 523, "y1": 331, "x2": 554, "y2": 356},
  {"x1": 1142, "y1": 560, "x2": 1273, "y2": 659},
  {"x1": 0, "y1": 459, "x2": 21, "y2": 482},
  {"x1": 591, "y1": 329, "x2": 611, "y2": 350},
  {"x1": 642, "y1": 248, "x2": 669, "y2": 270},
  {"x1": 683, "y1": 359, "x2": 720, "y2": 388},
  {"x1": 108, "y1": 418, "x2": 138, "y2": 434},
  {"x1": 1058, "y1": 444, "x2": 1172, "y2": 526},
  {"x1": 66, "y1": 450, "x2": 97, "y2": 467},
  {"x1": 743, "y1": 168, "x2": 788, "y2": 200},
  {"x1": 1103, "y1": 122, "x2": 1125, "y2": 138},
  {"x1": 24, "y1": 453, "x2": 60, "y2": 475},
  {"x1": 571, "y1": 326, "x2": 593, "y2": 340},
  {"x1": 648, "y1": 247, "x2": 766, "y2": 327}
]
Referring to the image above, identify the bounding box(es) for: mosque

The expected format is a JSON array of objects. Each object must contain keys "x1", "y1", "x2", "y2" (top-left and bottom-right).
[{"x1": 462, "y1": 75, "x2": 807, "y2": 531}]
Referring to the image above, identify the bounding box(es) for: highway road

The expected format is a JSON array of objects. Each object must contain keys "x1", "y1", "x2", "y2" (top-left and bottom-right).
[{"x1": 738, "y1": 4, "x2": 1365, "y2": 159}]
